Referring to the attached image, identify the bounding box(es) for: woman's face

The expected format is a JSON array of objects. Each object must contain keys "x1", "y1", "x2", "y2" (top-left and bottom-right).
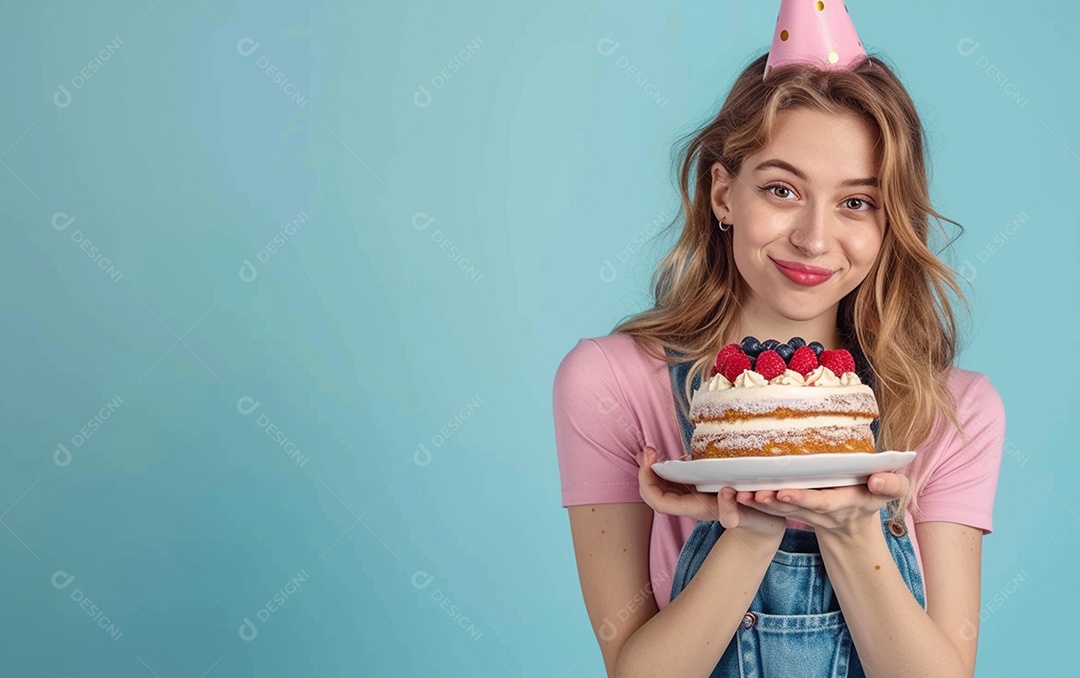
[{"x1": 711, "y1": 107, "x2": 886, "y2": 328}]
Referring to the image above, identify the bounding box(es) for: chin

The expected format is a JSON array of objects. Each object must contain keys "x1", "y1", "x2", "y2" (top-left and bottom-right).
[
  {"x1": 779, "y1": 310, "x2": 832, "y2": 323},
  {"x1": 772, "y1": 300, "x2": 838, "y2": 321}
]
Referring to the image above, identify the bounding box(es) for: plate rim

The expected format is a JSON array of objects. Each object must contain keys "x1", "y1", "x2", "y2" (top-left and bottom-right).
[
  {"x1": 650, "y1": 451, "x2": 917, "y2": 492},
  {"x1": 653, "y1": 450, "x2": 916, "y2": 468}
]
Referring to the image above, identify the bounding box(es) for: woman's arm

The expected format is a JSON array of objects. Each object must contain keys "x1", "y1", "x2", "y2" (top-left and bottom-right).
[
  {"x1": 567, "y1": 502, "x2": 783, "y2": 678},
  {"x1": 814, "y1": 518, "x2": 982, "y2": 678},
  {"x1": 567, "y1": 502, "x2": 658, "y2": 676},
  {"x1": 565, "y1": 439, "x2": 790, "y2": 676},
  {"x1": 613, "y1": 525, "x2": 782, "y2": 677},
  {"x1": 732, "y1": 471, "x2": 981, "y2": 677}
]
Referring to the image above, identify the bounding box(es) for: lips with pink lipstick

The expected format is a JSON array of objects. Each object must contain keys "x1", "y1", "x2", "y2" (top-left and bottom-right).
[{"x1": 770, "y1": 257, "x2": 835, "y2": 286}]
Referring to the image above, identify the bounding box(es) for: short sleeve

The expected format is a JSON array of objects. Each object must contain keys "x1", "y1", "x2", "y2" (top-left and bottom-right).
[
  {"x1": 553, "y1": 338, "x2": 647, "y2": 507},
  {"x1": 911, "y1": 373, "x2": 1006, "y2": 533}
]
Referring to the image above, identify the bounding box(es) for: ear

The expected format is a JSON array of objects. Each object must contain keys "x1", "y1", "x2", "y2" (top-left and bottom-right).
[{"x1": 710, "y1": 161, "x2": 735, "y2": 224}]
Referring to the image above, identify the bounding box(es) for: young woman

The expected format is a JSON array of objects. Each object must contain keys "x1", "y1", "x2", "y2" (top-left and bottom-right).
[{"x1": 552, "y1": 6, "x2": 1005, "y2": 677}]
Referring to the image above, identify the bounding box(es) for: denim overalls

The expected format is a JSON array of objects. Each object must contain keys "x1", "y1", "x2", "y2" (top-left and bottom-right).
[{"x1": 665, "y1": 350, "x2": 926, "y2": 678}]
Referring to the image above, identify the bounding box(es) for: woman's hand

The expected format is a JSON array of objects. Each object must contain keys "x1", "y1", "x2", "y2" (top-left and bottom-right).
[
  {"x1": 637, "y1": 447, "x2": 718, "y2": 522},
  {"x1": 718, "y1": 486, "x2": 788, "y2": 538},
  {"x1": 637, "y1": 447, "x2": 786, "y2": 538},
  {"x1": 734, "y1": 473, "x2": 909, "y2": 539}
]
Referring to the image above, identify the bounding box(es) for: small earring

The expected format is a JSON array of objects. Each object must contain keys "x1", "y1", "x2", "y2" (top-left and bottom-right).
[{"x1": 718, "y1": 221, "x2": 731, "y2": 232}]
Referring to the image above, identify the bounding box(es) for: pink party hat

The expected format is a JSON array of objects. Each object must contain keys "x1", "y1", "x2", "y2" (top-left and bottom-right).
[{"x1": 764, "y1": 0, "x2": 867, "y2": 78}]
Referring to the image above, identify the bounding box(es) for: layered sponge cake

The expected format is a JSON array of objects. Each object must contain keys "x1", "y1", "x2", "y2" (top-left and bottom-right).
[{"x1": 689, "y1": 337, "x2": 879, "y2": 460}]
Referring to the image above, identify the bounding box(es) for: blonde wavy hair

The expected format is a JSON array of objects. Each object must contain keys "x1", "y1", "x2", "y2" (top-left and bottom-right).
[{"x1": 613, "y1": 54, "x2": 971, "y2": 520}]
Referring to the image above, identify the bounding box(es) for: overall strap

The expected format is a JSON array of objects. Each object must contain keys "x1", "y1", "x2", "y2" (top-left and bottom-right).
[{"x1": 664, "y1": 347, "x2": 699, "y2": 457}]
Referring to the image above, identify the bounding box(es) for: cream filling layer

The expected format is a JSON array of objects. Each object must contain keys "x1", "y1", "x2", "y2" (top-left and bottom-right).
[{"x1": 693, "y1": 415, "x2": 873, "y2": 433}]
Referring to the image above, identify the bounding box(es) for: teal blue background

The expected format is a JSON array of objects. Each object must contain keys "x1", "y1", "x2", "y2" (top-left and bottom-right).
[{"x1": 0, "y1": 1, "x2": 1074, "y2": 675}]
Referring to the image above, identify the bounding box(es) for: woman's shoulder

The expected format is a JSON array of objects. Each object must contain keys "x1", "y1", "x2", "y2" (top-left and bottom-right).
[
  {"x1": 557, "y1": 333, "x2": 667, "y2": 376},
  {"x1": 554, "y1": 333, "x2": 670, "y2": 398},
  {"x1": 942, "y1": 365, "x2": 1003, "y2": 407},
  {"x1": 937, "y1": 366, "x2": 1006, "y2": 438}
]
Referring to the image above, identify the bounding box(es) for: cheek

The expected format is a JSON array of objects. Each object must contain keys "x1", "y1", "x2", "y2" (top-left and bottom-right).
[
  {"x1": 730, "y1": 217, "x2": 778, "y2": 253},
  {"x1": 730, "y1": 231, "x2": 767, "y2": 275},
  {"x1": 847, "y1": 229, "x2": 884, "y2": 267}
]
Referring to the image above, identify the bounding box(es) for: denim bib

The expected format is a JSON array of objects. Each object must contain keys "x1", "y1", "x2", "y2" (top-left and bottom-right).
[{"x1": 665, "y1": 350, "x2": 925, "y2": 678}]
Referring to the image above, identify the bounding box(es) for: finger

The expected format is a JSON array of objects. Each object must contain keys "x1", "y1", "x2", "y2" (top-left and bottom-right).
[
  {"x1": 773, "y1": 487, "x2": 839, "y2": 512},
  {"x1": 754, "y1": 490, "x2": 778, "y2": 504},
  {"x1": 638, "y1": 466, "x2": 689, "y2": 504},
  {"x1": 738, "y1": 491, "x2": 793, "y2": 517},
  {"x1": 637, "y1": 448, "x2": 673, "y2": 506},
  {"x1": 636, "y1": 446, "x2": 655, "y2": 468},
  {"x1": 638, "y1": 449, "x2": 687, "y2": 495},
  {"x1": 755, "y1": 489, "x2": 797, "y2": 513},
  {"x1": 717, "y1": 487, "x2": 740, "y2": 529},
  {"x1": 637, "y1": 447, "x2": 663, "y2": 485},
  {"x1": 867, "y1": 473, "x2": 909, "y2": 500}
]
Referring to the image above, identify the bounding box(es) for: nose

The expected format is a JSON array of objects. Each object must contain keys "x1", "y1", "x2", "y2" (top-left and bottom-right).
[{"x1": 788, "y1": 205, "x2": 829, "y2": 256}]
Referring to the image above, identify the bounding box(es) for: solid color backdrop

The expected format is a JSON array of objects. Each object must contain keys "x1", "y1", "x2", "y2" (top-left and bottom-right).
[{"x1": 0, "y1": 1, "x2": 1075, "y2": 675}]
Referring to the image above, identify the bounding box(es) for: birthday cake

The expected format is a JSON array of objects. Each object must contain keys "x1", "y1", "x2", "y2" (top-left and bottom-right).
[{"x1": 689, "y1": 337, "x2": 878, "y2": 459}]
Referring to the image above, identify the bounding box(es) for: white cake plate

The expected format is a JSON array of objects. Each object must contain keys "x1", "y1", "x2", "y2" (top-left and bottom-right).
[{"x1": 651, "y1": 451, "x2": 917, "y2": 492}]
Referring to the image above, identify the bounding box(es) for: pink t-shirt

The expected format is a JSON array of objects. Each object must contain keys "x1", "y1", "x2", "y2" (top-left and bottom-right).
[{"x1": 553, "y1": 333, "x2": 1006, "y2": 610}]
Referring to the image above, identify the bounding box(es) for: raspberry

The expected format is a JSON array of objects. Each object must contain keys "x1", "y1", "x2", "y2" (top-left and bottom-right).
[
  {"x1": 722, "y1": 351, "x2": 752, "y2": 383},
  {"x1": 754, "y1": 349, "x2": 786, "y2": 380},
  {"x1": 713, "y1": 343, "x2": 743, "y2": 375},
  {"x1": 819, "y1": 349, "x2": 856, "y2": 375},
  {"x1": 787, "y1": 346, "x2": 819, "y2": 376}
]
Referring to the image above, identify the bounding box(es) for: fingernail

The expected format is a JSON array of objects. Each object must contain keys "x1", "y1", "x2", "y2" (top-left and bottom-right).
[{"x1": 871, "y1": 477, "x2": 884, "y2": 490}]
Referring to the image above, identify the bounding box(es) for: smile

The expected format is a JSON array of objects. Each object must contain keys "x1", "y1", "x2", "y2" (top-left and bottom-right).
[{"x1": 770, "y1": 258, "x2": 836, "y2": 287}]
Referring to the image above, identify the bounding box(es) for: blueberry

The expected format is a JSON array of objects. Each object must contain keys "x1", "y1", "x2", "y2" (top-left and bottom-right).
[
  {"x1": 776, "y1": 343, "x2": 795, "y2": 361},
  {"x1": 788, "y1": 337, "x2": 807, "y2": 349},
  {"x1": 741, "y1": 336, "x2": 763, "y2": 357},
  {"x1": 809, "y1": 341, "x2": 825, "y2": 356},
  {"x1": 761, "y1": 339, "x2": 780, "y2": 351}
]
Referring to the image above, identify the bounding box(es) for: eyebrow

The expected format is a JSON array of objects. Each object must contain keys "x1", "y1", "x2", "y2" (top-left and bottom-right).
[{"x1": 754, "y1": 159, "x2": 879, "y2": 188}]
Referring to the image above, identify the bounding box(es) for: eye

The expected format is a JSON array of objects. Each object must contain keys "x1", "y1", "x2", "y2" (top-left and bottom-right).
[
  {"x1": 761, "y1": 184, "x2": 797, "y2": 200},
  {"x1": 843, "y1": 196, "x2": 878, "y2": 211}
]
